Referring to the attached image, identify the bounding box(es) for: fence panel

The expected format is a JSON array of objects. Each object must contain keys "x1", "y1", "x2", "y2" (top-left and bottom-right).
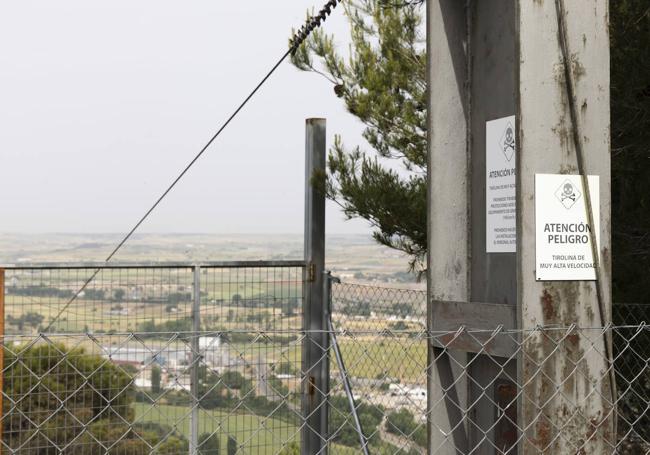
[
  {"x1": 198, "y1": 265, "x2": 305, "y2": 455},
  {"x1": 1, "y1": 263, "x2": 306, "y2": 455}
]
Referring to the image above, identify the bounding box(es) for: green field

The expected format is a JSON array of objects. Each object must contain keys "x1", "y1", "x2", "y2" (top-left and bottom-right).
[
  {"x1": 133, "y1": 403, "x2": 397, "y2": 454},
  {"x1": 234, "y1": 336, "x2": 426, "y2": 383},
  {"x1": 4, "y1": 295, "x2": 302, "y2": 334},
  {"x1": 227, "y1": 339, "x2": 426, "y2": 384},
  {"x1": 336, "y1": 339, "x2": 427, "y2": 383},
  {"x1": 134, "y1": 403, "x2": 298, "y2": 454}
]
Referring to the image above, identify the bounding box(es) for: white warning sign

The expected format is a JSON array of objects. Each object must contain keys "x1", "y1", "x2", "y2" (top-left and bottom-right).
[
  {"x1": 535, "y1": 174, "x2": 600, "y2": 281},
  {"x1": 486, "y1": 116, "x2": 516, "y2": 253}
]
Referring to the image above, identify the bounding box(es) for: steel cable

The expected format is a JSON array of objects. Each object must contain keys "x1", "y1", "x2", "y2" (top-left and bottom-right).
[
  {"x1": 45, "y1": 0, "x2": 344, "y2": 332},
  {"x1": 554, "y1": 0, "x2": 617, "y2": 438}
]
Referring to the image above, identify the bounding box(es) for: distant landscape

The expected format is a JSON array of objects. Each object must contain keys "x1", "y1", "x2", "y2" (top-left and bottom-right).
[
  {"x1": 0, "y1": 233, "x2": 427, "y2": 453},
  {"x1": 0, "y1": 233, "x2": 424, "y2": 288}
]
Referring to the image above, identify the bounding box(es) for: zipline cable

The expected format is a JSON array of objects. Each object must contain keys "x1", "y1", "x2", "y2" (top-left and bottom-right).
[
  {"x1": 554, "y1": 0, "x2": 617, "y2": 438},
  {"x1": 45, "y1": 0, "x2": 344, "y2": 332}
]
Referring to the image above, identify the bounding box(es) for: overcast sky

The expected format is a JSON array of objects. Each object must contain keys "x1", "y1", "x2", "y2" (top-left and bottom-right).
[{"x1": 0, "y1": 1, "x2": 371, "y2": 235}]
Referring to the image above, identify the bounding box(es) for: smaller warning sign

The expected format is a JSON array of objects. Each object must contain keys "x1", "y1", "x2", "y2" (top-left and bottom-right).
[
  {"x1": 535, "y1": 174, "x2": 600, "y2": 281},
  {"x1": 486, "y1": 116, "x2": 516, "y2": 253}
]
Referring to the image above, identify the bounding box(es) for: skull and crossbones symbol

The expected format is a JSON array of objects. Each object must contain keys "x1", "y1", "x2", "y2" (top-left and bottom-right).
[
  {"x1": 560, "y1": 183, "x2": 576, "y2": 202},
  {"x1": 502, "y1": 126, "x2": 515, "y2": 154}
]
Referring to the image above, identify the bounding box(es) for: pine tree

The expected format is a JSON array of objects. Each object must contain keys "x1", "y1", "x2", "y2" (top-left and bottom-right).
[
  {"x1": 291, "y1": 0, "x2": 427, "y2": 273},
  {"x1": 292, "y1": 0, "x2": 650, "y2": 298}
]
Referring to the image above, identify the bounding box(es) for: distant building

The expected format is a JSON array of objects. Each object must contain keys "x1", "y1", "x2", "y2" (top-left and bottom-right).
[
  {"x1": 389, "y1": 383, "x2": 427, "y2": 401},
  {"x1": 199, "y1": 336, "x2": 221, "y2": 350},
  {"x1": 106, "y1": 308, "x2": 129, "y2": 316},
  {"x1": 164, "y1": 374, "x2": 191, "y2": 392},
  {"x1": 104, "y1": 346, "x2": 166, "y2": 366}
]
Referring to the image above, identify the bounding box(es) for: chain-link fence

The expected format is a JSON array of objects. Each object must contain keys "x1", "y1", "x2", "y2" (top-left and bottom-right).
[
  {"x1": 327, "y1": 283, "x2": 427, "y2": 455},
  {"x1": 2, "y1": 331, "x2": 307, "y2": 455},
  {"x1": 326, "y1": 285, "x2": 650, "y2": 455},
  {"x1": 324, "y1": 323, "x2": 650, "y2": 454},
  {"x1": 1, "y1": 266, "x2": 650, "y2": 454},
  {"x1": 4, "y1": 325, "x2": 650, "y2": 454}
]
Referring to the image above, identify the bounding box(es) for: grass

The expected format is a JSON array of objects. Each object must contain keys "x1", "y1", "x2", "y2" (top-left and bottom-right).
[
  {"x1": 3, "y1": 295, "x2": 302, "y2": 334},
  {"x1": 223, "y1": 337, "x2": 426, "y2": 384},
  {"x1": 336, "y1": 338, "x2": 427, "y2": 383},
  {"x1": 266, "y1": 338, "x2": 427, "y2": 384},
  {"x1": 233, "y1": 336, "x2": 426, "y2": 384},
  {"x1": 134, "y1": 402, "x2": 299, "y2": 454},
  {"x1": 133, "y1": 403, "x2": 404, "y2": 455}
]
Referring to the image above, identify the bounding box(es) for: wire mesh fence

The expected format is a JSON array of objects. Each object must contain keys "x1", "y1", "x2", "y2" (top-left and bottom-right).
[
  {"x1": 323, "y1": 323, "x2": 650, "y2": 455},
  {"x1": 1, "y1": 263, "x2": 305, "y2": 455},
  {"x1": 326, "y1": 284, "x2": 650, "y2": 455},
  {"x1": 3, "y1": 263, "x2": 304, "y2": 336},
  {"x1": 613, "y1": 303, "x2": 650, "y2": 327},
  {"x1": 1, "y1": 266, "x2": 650, "y2": 454}
]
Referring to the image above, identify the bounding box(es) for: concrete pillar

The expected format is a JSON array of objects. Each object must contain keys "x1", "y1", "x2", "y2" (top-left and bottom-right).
[
  {"x1": 427, "y1": 1, "x2": 470, "y2": 453},
  {"x1": 516, "y1": 1, "x2": 614, "y2": 452}
]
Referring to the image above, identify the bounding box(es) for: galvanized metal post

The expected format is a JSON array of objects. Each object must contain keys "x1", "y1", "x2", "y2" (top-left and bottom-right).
[
  {"x1": 302, "y1": 118, "x2": 327, "y2": 455},
  {"x1": 190, "y1": 265, "x2": 201, "y2": 455}
]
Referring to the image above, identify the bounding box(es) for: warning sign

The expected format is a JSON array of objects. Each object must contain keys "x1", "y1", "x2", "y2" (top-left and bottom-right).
[
  {"x1": 535, "y1": 174, "x2": 600, "y2": 281},
  {"x1": 486, "y1": 116, "x2": 516, "y2": 253}
]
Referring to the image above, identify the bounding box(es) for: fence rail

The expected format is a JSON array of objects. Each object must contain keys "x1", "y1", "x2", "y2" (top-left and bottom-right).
[
  {"x1": 2, "y1": 261, "x2": 308, "y2": 270},
  {"x1": 0, "y1": 264, "x2": 649, "y2": 454}
]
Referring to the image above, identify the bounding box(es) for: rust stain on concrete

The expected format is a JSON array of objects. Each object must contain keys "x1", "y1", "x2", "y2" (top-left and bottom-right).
[{"x1": 541, "y1": 289, "x2": 556, "y2": 321}]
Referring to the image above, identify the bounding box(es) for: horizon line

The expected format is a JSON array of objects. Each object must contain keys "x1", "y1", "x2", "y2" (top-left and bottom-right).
[{"x1": 0, "y1": 231, "x2": 371, "y2": 237}]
